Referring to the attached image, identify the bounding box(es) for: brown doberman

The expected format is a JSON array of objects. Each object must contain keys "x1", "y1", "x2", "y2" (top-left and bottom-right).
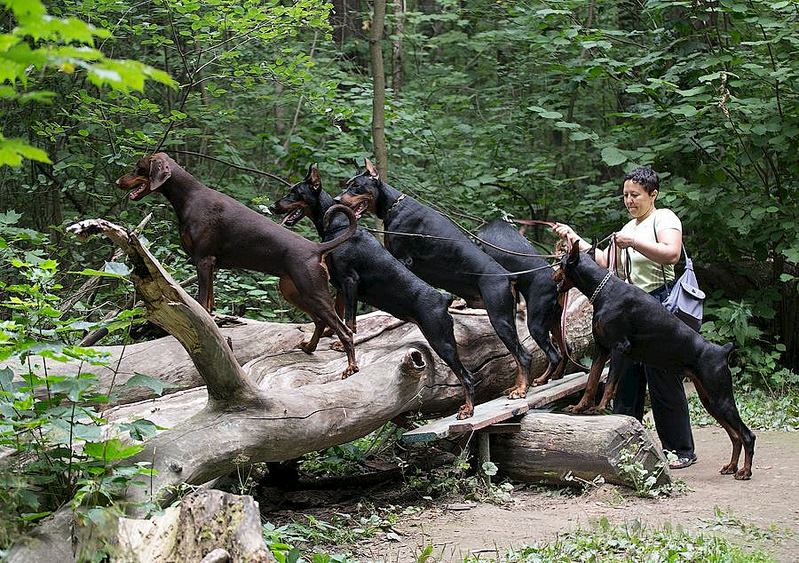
[
  {"x1": 556, "y1": 242, "x2": 755, "y2": 480},
  {"x1": 116, "y1": 152, "x2": 359, "y2": 378}
]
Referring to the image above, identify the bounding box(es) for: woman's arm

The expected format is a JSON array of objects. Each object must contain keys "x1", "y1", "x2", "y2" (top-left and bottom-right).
[
  {"x1": 614, "y1": 228, "x2": 682, "y2": 265},
  {"x1": 552, "y1": 223, "x2": 609, "y2": 267}
]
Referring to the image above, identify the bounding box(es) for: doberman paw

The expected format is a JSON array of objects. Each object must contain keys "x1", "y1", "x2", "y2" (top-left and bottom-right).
[
  {"x1": 531, "y1": 376, "x2": 550, "y2": 387},
  {"x1": 733, "y1": 468, "x2": 752, "y2": 480},
  {"x1": 504, "y1": 385, "x2": 528, "y2": 399},
  {"x1": 456, "y1": 404, "x2": 474, "y2": 420},
  {"x1": 565, "y1": 403, "x2": 589, "y2": 414},
  {"x1": 299, "y1": 341, "x2": 316, "y2": 354},
  {"x1": 330, "y1": 340, "x2": 345, "y2": 352},
  {"x1": 719, "y1": 463, "x2": 738, "y2": 475},
  {"x1": 341, "y1": 364, "x2": 359, "y2": 379}
]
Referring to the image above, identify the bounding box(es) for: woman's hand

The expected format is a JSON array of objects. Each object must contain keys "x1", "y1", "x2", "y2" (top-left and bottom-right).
[
  {"x1": 613, "y1": 232, "x2": 636, "y2": 250},
  {"x1": 552, "y1": 223, "x2": 582, "y2": 247}
]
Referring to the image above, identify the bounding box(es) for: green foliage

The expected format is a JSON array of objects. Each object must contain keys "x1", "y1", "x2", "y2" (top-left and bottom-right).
[
  {"x1": 299, "y1": 423, "x2": 403, "y2": 477},
  {"x1": 702, "y1": 299, "x2": 799, "y2": 393},
  {"x1": 263, "y1": 507, "x2": 408, "y2": 563},
  {"x1": 406, "y1": 452, "x2": 514, "y2": 504},
  {"x1": 689, "y1": 386, "x2": 799, "y2": 431},
  {"x1": 615, "y1": 445, "x2": 671, "y2": 499},
  {"x1": 0, "y1": 0, "x2": 173, "y2": 167},
  {"x1": 499, "y1": 517, "x2": 776, "y2": 562},
  {"x1": 698, "y1": 506, "x2": 793, "y2": 545},
  {"x1": 0, "y1": 215, "x2": 156, "y2": 547}
]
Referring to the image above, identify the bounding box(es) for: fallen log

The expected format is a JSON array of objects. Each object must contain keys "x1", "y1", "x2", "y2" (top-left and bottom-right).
[
  {"x1": 57, "y1": 219, "x2": 594, "y2": 509},
  {"x1": 9, "y1": 218, "x2": 598, "y2": 561},
  {"x1": 491, "y1": 412, "x2": 671, "y2": 488}
]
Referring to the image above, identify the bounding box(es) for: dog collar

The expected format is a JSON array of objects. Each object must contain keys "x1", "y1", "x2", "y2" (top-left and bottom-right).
[
  {"x1": 589, "y1": 271, "x2": 613, "y2": 304},
  {"x1": 386, "y1": 194, "x2": 406, "y2": 216}
]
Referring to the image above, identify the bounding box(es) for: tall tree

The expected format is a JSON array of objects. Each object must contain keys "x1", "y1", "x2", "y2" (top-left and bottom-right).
[
  {"x1": 370, "y1": 0, "x2": 389, "y2": 178},
  {"x1": 392, "y1": 0, "x2": 405, "y2": 95}
]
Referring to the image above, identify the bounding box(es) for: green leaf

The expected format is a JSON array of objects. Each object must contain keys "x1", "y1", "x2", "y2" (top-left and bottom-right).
[
  {"x1": 83, "y1": 439, "x2": 144, "y2": 461},
  {"x1": 670, "y1": 105, "x2": 698, "y2": 117},
  {"x1": 0, "y1": 136, "x2": 51, "y2": 167},
  {"x1": 600, "y1": 146, "x2": 628, "y2": 166},
  {"x1": 71, "y1": 268, "x2": 128, "y2": 280}
]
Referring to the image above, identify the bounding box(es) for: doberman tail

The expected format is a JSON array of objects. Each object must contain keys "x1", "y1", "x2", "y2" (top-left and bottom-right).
[{"x1": 317, "y1": 204, "x2": 358, "y2": 254}]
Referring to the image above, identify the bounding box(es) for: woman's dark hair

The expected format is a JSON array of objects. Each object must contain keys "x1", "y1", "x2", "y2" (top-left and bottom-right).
[{"x1": 623, "y1": 166, "x2": 659, "y2": 194}]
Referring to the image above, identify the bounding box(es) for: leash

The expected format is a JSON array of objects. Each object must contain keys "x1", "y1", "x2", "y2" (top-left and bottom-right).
[
  {"x1": 388, "y1": 179, "x2": 560, "y2": 257},
  {"x1": 363, "y1": 190, "x2": 562, "y2": 259},
  {"x1": 511, "y1": 219, "x2": 557, "y2": 228},
  {"x1": 362, "y1": 225, "x2": 561, "y2": 260}
]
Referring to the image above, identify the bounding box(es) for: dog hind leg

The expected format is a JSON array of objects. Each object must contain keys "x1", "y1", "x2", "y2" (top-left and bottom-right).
[
  {"x1": 479, "y1": 279, "x2": 533, "y2": 399},
  {"x1": 688, "y1": 366, "x2": 755, "y2": 480},
  {"x1": 417, "y1": 309, "x2": 475, "y2": 419}
]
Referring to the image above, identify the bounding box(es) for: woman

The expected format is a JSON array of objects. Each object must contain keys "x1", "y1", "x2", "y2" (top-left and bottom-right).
[{"x1": 553, "y1": 166, "x2": 697, "y2": 470}]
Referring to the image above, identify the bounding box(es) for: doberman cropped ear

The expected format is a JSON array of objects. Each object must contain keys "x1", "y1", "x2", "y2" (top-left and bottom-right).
[
  {"x1": 588, "y1": 238, "x2": 598, "y2": 260},
  {"x1": 308, "y1": 163, "x2": 321, "y2": 190},
  {"x1": 567, "y1": 239, "x2": 580, "y2": 264},
  {"x1": 148, "y1": 153, "x2": 172, "y2": 191},
  {"x1": 364, "y1": 158, "x2": 380, "y2": 179},
  {"x1": 722, "y1": 342, "x2": 736, "y2": 363}
]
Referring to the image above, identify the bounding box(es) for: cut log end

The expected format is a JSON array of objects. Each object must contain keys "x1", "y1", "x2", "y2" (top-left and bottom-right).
[{"x1": 400, "y1": 348, "x2": 427, "y2": 377}]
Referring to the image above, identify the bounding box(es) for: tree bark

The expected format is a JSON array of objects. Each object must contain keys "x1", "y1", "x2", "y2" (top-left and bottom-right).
[
  {"x1": 117, "y1": 490, "x2": 273, "y2": 562},
  {"x1": 370, "y1": 0, "x2": 389, "y2": 178},
  {"x1": 391, "y1": 0, "x2": 405, "y2": 95},
  {"x1": 491, "y1": 412, "x2": 671, "y2": 488}
]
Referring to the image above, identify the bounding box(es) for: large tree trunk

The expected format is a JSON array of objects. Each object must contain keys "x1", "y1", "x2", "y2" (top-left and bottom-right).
[
  {"x1": 59, "y1": 219, "x2": 594, "y2": 513},
  {"x1": 492, "y1": 412, "x2": 671, "y2": 488},
  {"x1": 370, "y1": 0, "x2": 389, "y2": 178}
]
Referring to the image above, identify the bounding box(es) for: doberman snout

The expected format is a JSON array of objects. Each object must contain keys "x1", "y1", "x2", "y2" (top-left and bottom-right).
[
  {"x1": 115, "y1": 153, "x2": 172, "y2": 201},
  {"x1": 270, "y1": 197, "x2": 308, "y2": 227},
  {"x1": 338, "y1": 192, "x2": 373, "y2": 219}
]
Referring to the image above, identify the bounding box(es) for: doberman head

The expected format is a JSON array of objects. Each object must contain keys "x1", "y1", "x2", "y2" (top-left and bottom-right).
[
  {"x1": 338, "y1": 158, "x2": 382, "y2": 219},
  {"x1": 554, "y1": 239, "x2": 601, "y2": 296},
  {"x1": 270, "y1": 164, "x2": 323, "y2": 227},
  {"x1": 116, "y1": 152, "x2": 172, "y2": 201}
]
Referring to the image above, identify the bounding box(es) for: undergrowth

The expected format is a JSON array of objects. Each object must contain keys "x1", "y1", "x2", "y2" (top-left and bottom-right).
[{"x1": 495, "y1": 517, "x2": 776, "y2": 563}]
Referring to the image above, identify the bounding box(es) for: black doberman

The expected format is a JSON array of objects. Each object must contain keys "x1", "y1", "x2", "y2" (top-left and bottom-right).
[
  {"x1": 339, "y1": 160, "x2": 534, "y2": 400},
  {"x1": 476, "y1": 219, "x2": 567, "y2": 385},
  {"x1": 270, "y1": 165, "x2": 477, "y2": 419},
  {"x1": 116, "y1": 152, "x2": 359, "y2": 379},
  {"x1": 556, "y1": 242, "x2": 755, "y2": 479}
]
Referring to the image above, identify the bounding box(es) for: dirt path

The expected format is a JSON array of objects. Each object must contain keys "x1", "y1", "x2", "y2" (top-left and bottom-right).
[{"x1": 348, "y1": 427, "x2": 799, "y2": 562}]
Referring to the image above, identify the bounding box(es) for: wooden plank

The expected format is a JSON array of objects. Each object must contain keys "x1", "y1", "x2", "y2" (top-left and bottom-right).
[
  {"x1": 401, "y1": 396, "x2": 529, "y2": 444},
  {"x1": 400, "y1": 367, "x2": 609, "y2": 444}
]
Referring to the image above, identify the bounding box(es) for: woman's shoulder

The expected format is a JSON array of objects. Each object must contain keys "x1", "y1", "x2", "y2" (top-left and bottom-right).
[{"x1": 654, "y1": 207, "x2": 682, "y2": 230}]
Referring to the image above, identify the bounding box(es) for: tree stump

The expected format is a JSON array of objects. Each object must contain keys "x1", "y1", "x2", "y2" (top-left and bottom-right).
[{"x1": 116, "y1": 490, "x2": 273, "y2": 562}]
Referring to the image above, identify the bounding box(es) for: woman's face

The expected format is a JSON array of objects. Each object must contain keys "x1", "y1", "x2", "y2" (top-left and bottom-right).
[{"x1": 623, "y1": 180, "x2": 657, "y2": 219}]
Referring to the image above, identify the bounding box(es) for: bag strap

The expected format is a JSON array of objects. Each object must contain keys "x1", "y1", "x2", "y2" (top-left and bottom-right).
[{"x1": 653, "y1": 212, "x2": 690, "y2": 288}]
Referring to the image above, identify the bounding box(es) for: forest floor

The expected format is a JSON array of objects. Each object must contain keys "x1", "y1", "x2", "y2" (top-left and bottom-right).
[{"x1": 262, "y1": 425, "x2": 799, "y2": 562}]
